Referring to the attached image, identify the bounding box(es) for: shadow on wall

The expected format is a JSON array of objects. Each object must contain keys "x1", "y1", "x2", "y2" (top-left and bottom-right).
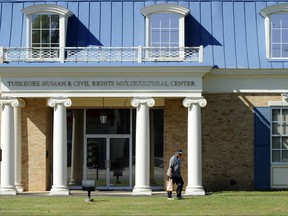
[
  {"x1": 66, "y1": 15, "x2": 103, "y2": 47},
  {"x1": 185, "y1": 15, "x2": 222, "y2": 47}
]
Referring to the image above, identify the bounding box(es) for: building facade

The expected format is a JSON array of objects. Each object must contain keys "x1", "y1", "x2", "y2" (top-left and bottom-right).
[{"x1": 0, "y1": 0, "x2": 287, "y2": 195}]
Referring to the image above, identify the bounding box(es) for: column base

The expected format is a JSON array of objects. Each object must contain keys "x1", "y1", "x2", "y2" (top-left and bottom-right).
[
  {"x1": 185, "y1": 186, "x2": 205, "y2": 196},
  {"x1": 132, "y1": 186, "x2": 152, "y2": 195},
  {"x1": 50, "y1": 186, "x2": 70, "y2": 196},
  {"x1": 0, "y1": 186, "x2": 17, "y2": 195},
  {"x1": 15, "y1": 184, "x2": 24, "y2": 193}
]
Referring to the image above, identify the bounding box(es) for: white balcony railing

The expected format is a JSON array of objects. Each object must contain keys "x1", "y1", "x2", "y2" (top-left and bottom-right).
[{"x1": 0, "y1": 46, "x2": 203, "y2": 64}]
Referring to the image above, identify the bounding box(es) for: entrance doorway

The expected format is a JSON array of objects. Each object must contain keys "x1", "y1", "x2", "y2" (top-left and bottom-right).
[{"x1": 84, "y1": 135, "x2": 132, "y2": 190}]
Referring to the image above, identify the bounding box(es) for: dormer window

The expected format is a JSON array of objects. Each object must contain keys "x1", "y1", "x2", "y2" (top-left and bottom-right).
[
  {"x1": 22, "y1": 4, "x2": 72, "y2": 61},
  {"x1": 141, "y1": 4, "x2": 189, "y2": 60},
  {"x1": 260, "y1": 4, "x2": 288, "y2": 60}
]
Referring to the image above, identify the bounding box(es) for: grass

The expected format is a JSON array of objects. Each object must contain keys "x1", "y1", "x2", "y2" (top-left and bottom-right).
[{"x1": 1, "y1": 191, "x2": 288, "y2": 215}]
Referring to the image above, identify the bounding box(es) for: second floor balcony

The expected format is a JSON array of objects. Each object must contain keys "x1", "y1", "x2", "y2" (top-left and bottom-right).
[{"x1": 0, "y1": 46, "x2": 204, "y2": 64}]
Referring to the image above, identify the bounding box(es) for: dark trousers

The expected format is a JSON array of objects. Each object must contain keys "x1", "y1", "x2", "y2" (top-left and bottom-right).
[{"x1": 167, "y1": 176, "x2": 184, "y2": 198}]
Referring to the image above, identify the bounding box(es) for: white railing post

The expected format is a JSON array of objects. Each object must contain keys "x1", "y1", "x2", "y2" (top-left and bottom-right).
[
  {"x1": 0, "y1": 47, "x2": 4, "y2": 63},
  {"x1": 138, "y1": 46, "x2": 142, "y2": 63},
  {"x1": 59, "y1": 47, "x2": 65, "y2": 63},
  {"x1": 199, "y1": 45, "x2": 204, "y2": 63}
]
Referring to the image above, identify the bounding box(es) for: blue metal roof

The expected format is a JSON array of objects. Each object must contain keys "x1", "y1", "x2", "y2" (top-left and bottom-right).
[{"x1": 0, "y1": 0, "x2": 288, "y2": 69}]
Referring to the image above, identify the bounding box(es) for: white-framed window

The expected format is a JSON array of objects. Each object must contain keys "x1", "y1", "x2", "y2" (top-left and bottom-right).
[
  {"x1": 22, "y1": 4, "x2": 72, "y2": 60},
  {"x1": 260, "y1": 4, "x2": 288, "y2": 60},
  {"x1": 271, "y1": 108, "x2": 288, "y2": 163},
  {"x1": 141, "y1": 4, "x2": 189, "y2": 59}
]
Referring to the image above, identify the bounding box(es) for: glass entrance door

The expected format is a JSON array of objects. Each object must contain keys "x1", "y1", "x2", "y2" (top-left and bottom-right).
[{"x1": 85, "y1": 136, "x2": 131, "y2": 190}]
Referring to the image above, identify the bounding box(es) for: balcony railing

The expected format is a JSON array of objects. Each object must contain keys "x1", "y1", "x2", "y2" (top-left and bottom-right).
[{"x1": 0, "y1": 46, "x2": 204, "y2": 64}]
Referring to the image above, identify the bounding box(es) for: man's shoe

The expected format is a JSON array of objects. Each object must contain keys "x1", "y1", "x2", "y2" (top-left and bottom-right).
[
  {"x1": 177, "y1": 196, "x2": 184, "y2": 200},
  {"x1": 167, "y1": 198, "x2": 174, "y2": 200}
]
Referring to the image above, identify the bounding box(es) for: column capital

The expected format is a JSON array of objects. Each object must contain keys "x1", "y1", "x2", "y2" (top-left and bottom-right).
[
  {"x1": 48, "y1": 97, "x2": 72, "y2": 108},
  {"x1": 183, "y1": 97, "x2": 207, "y2": 108},
  {"x1": 0, "y1": 97, "x2": 20, "y2": 108},
  {"x1": 131, "y1": 97, "x2": 155, "y2": 108}
]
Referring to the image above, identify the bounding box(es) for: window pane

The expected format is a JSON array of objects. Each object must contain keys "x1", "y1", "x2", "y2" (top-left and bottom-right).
[
  {"x1": 272, "y1": 123, "x2": 281, "y2": 135},
  {"x1": 160, "y1": 14, "x2": 170, "y2": 27},
  {"x1": 283, "y1": 150, "x2": 288, "y2": 162},
  {"x1": 150, "y1": 14, "x2": 160, "y2": 28},
  {"x1": 41, "y1": 30, "x2": 50, "y2": 44},
  {"x1": 272, "y1": 109, "x2": 280, "y2": 121},
  {"x1": 51, "y1": 15, "x2": 59, "y2": 30},
  {"x1": 32, "y1": 15, "x2": 41, "y2": 28},
  {"x1": 284, "y1": 45, "x2": 288, "y2": 57},
  {"x1": 170, "y1": 30, "x2": 179, "y2": 43},
  {"x1": 272, "y1": 44, "x2": 281, "y2": 58},
  {"x1": 41, "y1": 15, "x2": 50, "y2": 28},
  {"x1": 170, "y1": 15, "x2": 179, "y2": 28},
  {"x1": 272, "y1": 29, "x2": 281, "y2": 43},
  {"x1": 161, "y1": 30, "x2": 169, "y2": 44},
  {"x1": 151, "y1": 31, "x2": 160, "y2": 43},
  {"x1": 282, "y1": 137, "x2": 288, "y2": 150},
  {"x1": 51, "y1": 30, "x2": 59, "y2": 43},
  {"x1": 32, "y1": 30, "x2": 40, "y2": 43},
  {"x1": 272, "y1": 150, "x2": 281, "y2": 162},
  {"x1": 283, "y1": 110, "x2": 288, "y2": 121},
  {"x1": 272, "y1": 137, "x2": 281, "y2": 149},
  {"x1": 283, "y1": 123, "x2": 288, "y2": 135}
]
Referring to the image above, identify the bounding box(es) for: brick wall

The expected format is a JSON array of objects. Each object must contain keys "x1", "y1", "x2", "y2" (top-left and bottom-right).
[
  {"x1": 22, "y1": 98, "x2": 52, "y2": 191},
  {"x1": 164, "y1": 94, "x2": 281, "y2": 191}
]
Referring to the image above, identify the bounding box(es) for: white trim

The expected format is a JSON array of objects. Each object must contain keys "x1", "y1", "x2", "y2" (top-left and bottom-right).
[
  {"x1": 22, "y1": 4, "x2": 72, "y2": 17},
  {"x1": 141, "y1": 4, "x2": 190, "y2": 17},
  {"x1": 260, "y1": 3, "x2": 288, "y2": 18},
  {"x1": 22, "y1": 4, "x2": 72, "y2": 56}
]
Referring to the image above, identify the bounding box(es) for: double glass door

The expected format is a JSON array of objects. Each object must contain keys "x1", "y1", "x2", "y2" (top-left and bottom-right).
[{"x1": 85, "y1": 136, "x2": 131, "y2": 190}]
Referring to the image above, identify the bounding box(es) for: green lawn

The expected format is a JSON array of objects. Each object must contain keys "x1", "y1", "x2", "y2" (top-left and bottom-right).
[{"x1": 1, "y1": 191, "x2": 288, "y2": 215}]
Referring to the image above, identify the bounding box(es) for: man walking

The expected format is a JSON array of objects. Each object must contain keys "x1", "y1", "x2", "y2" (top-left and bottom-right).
[{"x1": 167, "y1": 149, "x2": 184, "y2": 200}]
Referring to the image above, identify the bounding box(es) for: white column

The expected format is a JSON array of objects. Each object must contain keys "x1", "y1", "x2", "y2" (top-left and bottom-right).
[
  {"x1": 69, "y1": 110, "x2": 84, "y2": 186},
  {"x1": 0, "y1": 97, "x2": 19, "y2": 195},
  {"x1": 183, "y1": 97, "x2": 207, "y2": 196},
  {"x1": 131, "y1": 97, "x2": 155, "y2": 195},
  {"x1": 14, "y1": 99, "x2": 25, "y2": 192},
  {"x1": 48, "y1": 97, "x2": 72, "y2": 195}
]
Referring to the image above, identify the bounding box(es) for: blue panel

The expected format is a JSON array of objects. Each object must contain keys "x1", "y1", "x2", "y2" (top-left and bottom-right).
[
  {"x1": 100, "y1": 2, "x2": 112, "y2": 46},
  {"x1": 245, "y1": 2, "x2": 260, "y2": 68},
  {"x1": 133, "y1": 1, "x2": 145, "y2": 46},
  {"x1": 254, "y1": 107, "x2": 270, "y2": 190},
  {"x1": 89, "y1": 2, "x2": 101, "y2": 44},
  {"x1": 78, "y1": 2, "x2": 90, "y2": 46},
  {"x1": 66, "y1": 2, "x2": 79, "y2": 47},
  {"x1": 234, "y1": 2, "x2": 248, "y2": 68},
  {"x1": 111, "y1": 2, "x2": 123, "y2": 46},
  {"x1": 223, "y1": 2, "x2": 237, "y2": 68},
  {"x1": 10, "y1": 3, "x2": 24, "y2": 47},
  {"x1": 122, "y1": 2, "x2": 134, "y2": 47},
  {"x1": 200, "y1": 2, "x2": 213, "y2": 66},
  {"x1": 211, "y1": 1, "x2": 225, "y2": 68},
  {"x1": 0, "y1": 3, "x2": 12, "y2": 46}
]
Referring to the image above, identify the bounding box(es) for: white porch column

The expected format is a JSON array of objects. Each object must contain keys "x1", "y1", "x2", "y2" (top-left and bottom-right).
[
  {"x1": 183, "y1": 97, "x2": 207, "y2": 196},
  {"x1": 48, "y1": 97, "x2": 72, "y2": 195},
  {"x1": 69, "y1": 110, "x2": 84, "y2": 186},
  {"x1": 0, "y1": 97, "x2": 19, "y2": 195},
  {"x1": 14, "y1": 99, "x2": 25, "y2": 192},
  {"x1": 131, "y1": 97, "x2": 155, "y2": 195}
]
